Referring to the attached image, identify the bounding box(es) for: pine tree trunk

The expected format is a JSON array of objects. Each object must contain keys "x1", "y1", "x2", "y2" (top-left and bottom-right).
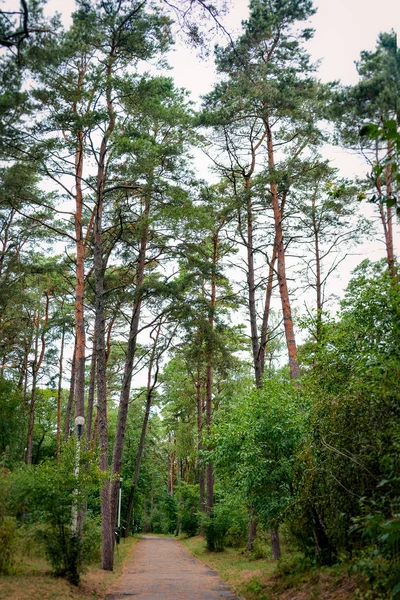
[
  {"x1": 244, "y1": 177, "x2": 263, "y2": 387},
  {"x1": 94, "y1": 163, "x2": 113, "y2": 570},
  {"x1": 86, "y1": 331, "x2": 97, "y2": 443},
  {"x1": 265, "y1": 118, "x2": 299, "y2": 380},
  {"x1": 56, "y1": 321, "x2": 65, "y2": 464},
  {"x1": 109, "y1": 193, "x2": 150, "y2": 541},
  {"x1": 384, "y1": 139, "x2": 398, "y2": 282},
  {"x1": 258, "y1": 244, "x2": 277, "y2": 380},
  {"x1": 64, "y1": 339, "x2": 76, "y2": 442},
  {"x1": 26, "y1": 293, "x2": 49, "y2": 465},
  {"x1": 196, "y1": 372, "x2": 206, "y2": 512},
  {"x1": 206, "y1": 229, "x2": 219, "y2": 512},
  {"x1": 74, "y1": 131, "x2": 86, "y2": 434},
  {"x1": 312, "y1": 205, "x2": 323, "y2": 344},
  {"x1": 124, "y1": 327, "x2": 160, "y2": 537}
]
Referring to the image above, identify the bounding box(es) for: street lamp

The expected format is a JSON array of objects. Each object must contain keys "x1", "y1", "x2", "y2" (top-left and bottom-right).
[
  {"x1": 71, "y1": 416, "x2": 85, "y2": 535},
  {"x1": 75, "y1": 415, "x2": 85, "y2": 440}
]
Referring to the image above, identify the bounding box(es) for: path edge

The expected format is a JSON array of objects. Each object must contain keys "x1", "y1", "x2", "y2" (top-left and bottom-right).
[{"x1": 178, "y1": 537, "x2": 245, "y2": 600}]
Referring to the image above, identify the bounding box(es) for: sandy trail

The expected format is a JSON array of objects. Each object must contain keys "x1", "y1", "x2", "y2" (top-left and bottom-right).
[{"x1": 105, "y1": 535, "x2": 240, "y2": 600}]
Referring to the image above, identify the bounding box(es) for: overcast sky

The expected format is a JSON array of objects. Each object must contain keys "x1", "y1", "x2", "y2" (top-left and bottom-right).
[
  {"x1": 164, "y1": 0, "x2": 398, "y2": 97},
  {"x1": 36, "y1": 0, "x2": 399, "y2": 96}
]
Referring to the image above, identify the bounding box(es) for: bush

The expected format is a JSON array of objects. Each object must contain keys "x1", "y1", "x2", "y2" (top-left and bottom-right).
[
  {"x1": 351, "y1": 437, "x2": 400, "y2": 600},
  {"x1": 202, "y1": 512, "x2": 226, "y2": 552},
  {"x1": 9, "y1": 443, "x2": 100, "y2": 584},
  {"x1": 201, "y1": 495, "x2": 249, "y2": 552},
  {"x1": 0, "y1": 515, "x2": 17, "y2": 574},
  {"x1": 82, "y1": 514, "x2": 102, "y2": 564},
  {"x1": 0, "y1": 470, "x2": 17, "y2": 574},
  {"x1": 176, "y1": 483, "x2": 200, "y2": 537}
]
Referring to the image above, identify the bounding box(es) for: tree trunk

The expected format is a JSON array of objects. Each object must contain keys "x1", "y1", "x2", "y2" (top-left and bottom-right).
[
  {"x1": 86, "y1": 331, "x2": 97, "y2": 443},
  {"x1": 258, "y1": 244, "x2": 277, "y2": 379},
  {"x1": 384, "y1": 139, "x2": 398, "y2": 282},
  {"x1": 270, "y1": 527, "x2": 281, "y2": 560},
  {"x1": 25, "y1": 369, "x2": 38, "y2": 466},
  {"x1": 196, "y1": 371, "x2": 206, "y2": 512},
  {"x1": 311, "y1": 203, "x2": 323, "y2": 344},
  {"x1": 206, "y1": 229, "x2": 219, "y2": 512},
  {"x1": 26, "y1": 292, "x2": 49, "y2": 465},
  {"x1": 74, "y1": 129, "x2": 86, "y2": 436},
  {"x1": 244, "y1": 177, "x2": 263, "y2": 387},
  {"x1": 247, "y1": 518, "x2": 257, "y2": 551},
  {"x1": 64, "y1": 338, "x2": 77, "y2": 442},
  {"x1": 109, "y1": 192, "x2": 150, "y2": 542},
  {"x1": 124, "y1": 327, "x2": 161, "y2": 536},
  {"x1": 57, "y1": 320, "x2": 65, "y2": 463},
  {"x1": 94, "y1": 165, "x2": 113, "y2": 571},
  {"x1": 265, "y1": 118, "x2": 299, "y2": 380}
]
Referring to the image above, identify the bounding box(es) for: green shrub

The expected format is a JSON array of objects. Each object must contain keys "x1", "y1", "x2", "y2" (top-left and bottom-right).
[
  {"x1": 82, "y1": 514, "x2": 102, "y2": 564},
  {"x1": 176, "y1": 483, "x2": 200, "y2": 537},
  {"x1": 251, "y1": 528, "x2": 272, "y2": 560},
  {"x1": 9, "y1": 443, "x2": 100, "y2": 584},
  {"x1": 202, "y1": 512, "x2": 226, "y2": 552},
  {"x1": 0, "y1": 515, "x2": 17, "y2": 574},
  {"x1": 0, "y1": 470, "x2": 17, "y2": 574}
]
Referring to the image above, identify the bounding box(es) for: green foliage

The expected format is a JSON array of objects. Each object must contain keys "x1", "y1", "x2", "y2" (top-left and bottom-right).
[
  {"x1": 0, "y1": 378, "x2": 25, "y2": 467},
  {"x1": 202, "y1": 495, "x2": 249, "y2": 552},
  {"x1": 176, "y1": 483, "x2": 200, "y2": 537},
  {"x1": 0, "y1": 472, "x2": 17, "y2": 574},
  {"x1": 202, "y1": 512, "x2": 227, "y2": 552},
  {"x1": 351, "y1": 434, "x2": 400, "y2": 599},
  {"x1": 8, "y1": 443, "x2": 101, "y2": 584},
  {"x1": 211, "y1": 377, "x2": 306, "y2": 529},
  {"x1": 0, "y1": 515, "x2": 17, "y2": 574},
  {"x1": 292, "y1": 261, "x2": 400, "y2": 573},
  {"x1": 148, "y1": 493, "x2": 178, "y2": 535}
]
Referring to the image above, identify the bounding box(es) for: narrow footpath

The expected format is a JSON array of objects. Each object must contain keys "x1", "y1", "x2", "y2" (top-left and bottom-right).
[{"x1": 105, "y1": 535, "x2": 240, "y2": 600}]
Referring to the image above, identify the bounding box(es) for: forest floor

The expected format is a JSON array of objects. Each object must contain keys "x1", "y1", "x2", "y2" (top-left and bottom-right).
[
  {"x1": 0, "y1": 536, "x2": 137, "y2": 600},
  {"x1": 182, "y1": 536, "x2": 362, "y2": 600}
]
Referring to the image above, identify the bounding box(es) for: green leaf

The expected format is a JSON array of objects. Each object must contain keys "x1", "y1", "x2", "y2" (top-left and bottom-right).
[{"x1": 359, "y1": 124, "x2": 379, "y2": 138}]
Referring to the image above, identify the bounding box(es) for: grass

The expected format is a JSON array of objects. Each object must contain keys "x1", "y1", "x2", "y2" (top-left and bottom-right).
[
  {"x1": 181, "y1": 535, "x2": 275, "y2": 599},
  {"x1": 0, "y1": 536, "x2": 137, "y2": 600},
  {"x1": 181, "y1": 536, "x2": 362, "y2": 600}
]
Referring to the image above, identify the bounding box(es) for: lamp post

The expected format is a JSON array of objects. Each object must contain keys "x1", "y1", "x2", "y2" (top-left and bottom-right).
[
  {"x1": 116, "y1": 476, "x2": 123, "y2": 544},
  {"x1": 118, "y1": 477, "x2": 123, "y2": 529},
  {"x1": 71, "y1": 415, "x2": 85, "y2": 535}
]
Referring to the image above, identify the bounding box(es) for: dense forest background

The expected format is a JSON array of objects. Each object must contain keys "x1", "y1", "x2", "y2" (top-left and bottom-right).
[{"x1": 0, "y1": 0, "x2": 399, "y2": 598}]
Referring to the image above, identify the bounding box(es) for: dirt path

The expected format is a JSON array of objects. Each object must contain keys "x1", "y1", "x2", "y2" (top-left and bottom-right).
[{"x1": 104, "y1": 535, "x2": 241, "y2": 600}]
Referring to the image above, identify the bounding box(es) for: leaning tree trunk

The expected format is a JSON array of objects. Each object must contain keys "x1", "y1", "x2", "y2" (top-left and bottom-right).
[
  {"x1": 109, "y1": 190, "x2": 151, "y2": 546},
  {"x1": 64, "y1": 338, "x2": 76, "y2": 442},
  {"x1": 86, "y1": 330, "x2": 97, "y2": 444},
  {"x1": 265, "y1": 118, "x2": 300, "y2": 381},
  {"x1": 264, "y1": 117, "x2": 300, "y2": 559},
  {"x1": 26, "y1": 292, "x2": 50, "y2": 465},
  {"x1": 258, "y1": 243, "x2": 277, "y2": 376},
  {"x1": 124, "y1": 326, "x2": 161, "y2": 536},
  {"x1": 56, "y1": 319, "x2": 65, "y2": 463}
]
